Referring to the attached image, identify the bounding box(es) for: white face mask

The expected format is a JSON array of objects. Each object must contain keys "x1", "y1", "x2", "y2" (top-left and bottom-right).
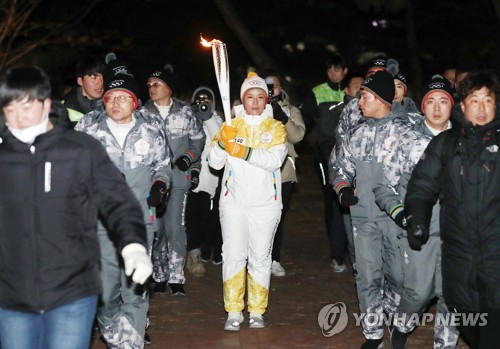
[{"x1": 8, "y1": 114, "x2": 49, "y2": 144}]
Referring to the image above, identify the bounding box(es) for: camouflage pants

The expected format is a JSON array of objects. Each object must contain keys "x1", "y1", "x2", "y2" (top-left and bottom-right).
[
  {"x1": 352, "y1": 219, "x2": 404, "y2": 339},
  {"x1": 97, "y1": 226, "x2": 154, "y2": 348},
  {"x1": 152, "y1": 188, "x2": 188, "y2": 284}
]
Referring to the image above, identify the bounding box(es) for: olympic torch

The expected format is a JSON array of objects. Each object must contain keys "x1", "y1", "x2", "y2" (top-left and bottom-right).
[{"x1": 200, "y1": 35, "x2": 232, "y2": 126}]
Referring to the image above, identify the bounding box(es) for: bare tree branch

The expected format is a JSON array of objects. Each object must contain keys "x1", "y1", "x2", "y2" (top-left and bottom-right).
[{"x1": 0, "y1": 0, "x2": 104, "y2": 71}]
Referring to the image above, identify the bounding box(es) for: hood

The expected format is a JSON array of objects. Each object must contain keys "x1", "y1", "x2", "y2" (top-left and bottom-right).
[
  {"x1": 191, "y1": 86, "x2": 216, "y2": 113},
  {"x1": 452, "y1": 102, "x2": 500, "y2": 134}
]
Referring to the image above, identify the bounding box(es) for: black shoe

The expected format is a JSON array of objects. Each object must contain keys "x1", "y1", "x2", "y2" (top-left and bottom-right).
[
  {"x1": 213, "y1": 256, "x2": 222, "y2": 265},
  {"x1": 389, "y1": 326, "x2": 409, "y2": 349},
  {"x1": 360, "y1": 338, "x2": 383, "y2": 349},
  {"x1": 144, "y1": 332, "x2": 151, "y2": 345},
  {"x1": 169, "y1": 283, "x2": 186, "y2": 296},
  {"x1": 153, "y1": 281, "x2": 167, "y2": 294}
]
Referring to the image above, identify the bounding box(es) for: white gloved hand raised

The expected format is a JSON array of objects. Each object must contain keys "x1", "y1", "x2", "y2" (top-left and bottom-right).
[{"x1": 121, "y1": 243, "x2": 152, "y2": 284}]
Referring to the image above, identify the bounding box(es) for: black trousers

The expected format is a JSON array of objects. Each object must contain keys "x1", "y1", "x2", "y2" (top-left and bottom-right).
[
  {"x1": 185, "y1": 190, "x2": 222, "y2": 261},
  {"x1": 272, "y1": 181, "x2": 293, "y2": 262},
  {"x1": 457, "y1": 301, "x2": 500, "y2": 349},
  {"x1": 318, "y1": 160, "x2": 347, "y2": 263}
]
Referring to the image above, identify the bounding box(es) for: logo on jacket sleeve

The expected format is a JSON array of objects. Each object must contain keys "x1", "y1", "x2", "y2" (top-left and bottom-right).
[{"x1": 260, "y1": 132, "x2": 272, "y2": 144}]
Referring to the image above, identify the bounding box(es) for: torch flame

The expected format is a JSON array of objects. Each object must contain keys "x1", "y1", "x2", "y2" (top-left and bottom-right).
[
  {"x1": 200, "y1": 34, "x2": 213, "y2": 47},
  {"x1": 200, "y1": 34, "x2": 223, "y2": 47}
]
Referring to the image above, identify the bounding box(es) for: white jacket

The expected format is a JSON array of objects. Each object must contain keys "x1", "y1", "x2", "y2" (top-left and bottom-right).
[
  {"x1": 208, "y1": 105, "x2": 288, "y2": 208},
  {"x1": 192, "y1": 113, "x2": 223, "y2": 197}
]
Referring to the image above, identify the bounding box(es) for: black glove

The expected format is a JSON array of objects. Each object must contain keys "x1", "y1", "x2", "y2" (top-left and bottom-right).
[
  {"x1": 192, "y1": 103, "x2": 212, "y2": 121},
  {"x1": 175, "y1": 154, "x2": 192, "y2": 171},
  {"x1": 407, "y1": 220, "x2": 430, "y2": 251},
  {"x1": 191, "y1": 170, "x2": 200, "y2": 190},
  {"x1": 393, "y1": 211, "x2": 408, "y2": 230},
  {"x1": 147, "y1": 181, "x2": 167, "y2": 207},
  {"x1": 338, "y1": 187, "x2": 359, "y2": 207},
  {"x1": 271, "y1": 100, "x2": 289, "y2": 124}
]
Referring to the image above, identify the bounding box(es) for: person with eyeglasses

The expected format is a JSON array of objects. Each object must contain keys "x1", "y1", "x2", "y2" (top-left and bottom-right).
[
  {"x1": 143, "y1": 64, "x2": 206, "y2": 297},
  {"x1": 75, "y1": 58, "x2": 171, "y2": 348}
]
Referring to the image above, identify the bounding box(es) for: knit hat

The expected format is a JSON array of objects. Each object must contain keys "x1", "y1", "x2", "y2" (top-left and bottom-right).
[
  {"x1": 103, "y1": 52, "x2": 130, "y2": 84},
  {"x1": 149, "y1": 64, "x2": 177, "y2": 93},
  {"x1": 386, "y1": 58, "x2": 408, "y2": 94},
  {"x1": 240, "y1": 72, "x2": 268, "y2": 101},
  {"x1": 365, "y1": 54, "x2": 388, "y2": 77},
  {"x1": 360, "y1": 70, "x2": 395, "y2": 107},
  {"x1": 371, "y1": 54, "x2": 388, "y2": 69},
  {"x1": 420, "y1": 74, "x2": 455, "y2": 111},
  {"x1": 103, "y1": 73, "x2": 139, "y2": 109}
]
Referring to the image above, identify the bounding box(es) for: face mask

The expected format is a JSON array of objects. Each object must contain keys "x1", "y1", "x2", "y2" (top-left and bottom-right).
[{"x1": 8, "y1": 114, "x2": 49, "y2": 144}]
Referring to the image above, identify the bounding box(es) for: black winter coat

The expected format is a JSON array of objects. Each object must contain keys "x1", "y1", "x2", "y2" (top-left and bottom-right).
[
  {"x1": 405, "y1": 113, "x2": 500, "y2": 311},
  {"x1": 0, "y1": 124, "x2": 147, "y2": 313}
]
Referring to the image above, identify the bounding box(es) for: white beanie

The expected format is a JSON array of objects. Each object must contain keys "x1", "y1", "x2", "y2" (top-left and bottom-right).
[{"x1": 240, "y1": 72, "x2": 268, "y2": 101}]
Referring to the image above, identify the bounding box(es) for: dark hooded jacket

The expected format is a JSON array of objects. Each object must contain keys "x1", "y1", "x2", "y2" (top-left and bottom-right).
[
  {"x1": 0, "y1": 118, "x2": 147, "y2": 313},
  {"x1": 405, "y1": 107, "x2": 500, "y2": 311}
]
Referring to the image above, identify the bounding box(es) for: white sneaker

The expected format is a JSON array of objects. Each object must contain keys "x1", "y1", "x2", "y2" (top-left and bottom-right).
[
  {"x1": 186, "y1": 253, "x2": 205, "y2": 277},
  {"x1": 249, "y1": 313, "x2": 265, "y2": 329},
  {"x1": 271, "y1": 261, "x2": 286, "y2": 277},
  {"x1": 224, "y1": 312, "x2": 244, "y2": 331},
  {"x1": 331, "y1": 260, "x2": 346, "y2": 273}
]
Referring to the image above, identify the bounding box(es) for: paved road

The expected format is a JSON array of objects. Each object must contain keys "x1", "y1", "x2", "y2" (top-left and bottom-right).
[{"x1": 91, "y1": 143, "x2": 468, "y2": 349}]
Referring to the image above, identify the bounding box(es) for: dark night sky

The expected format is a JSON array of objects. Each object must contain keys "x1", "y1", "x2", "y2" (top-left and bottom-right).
[{"x1": 29, "y1": 0, "x2": 500, "y2": 101}]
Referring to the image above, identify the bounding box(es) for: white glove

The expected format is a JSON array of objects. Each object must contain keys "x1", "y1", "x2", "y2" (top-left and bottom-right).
[{"x1": 121, "y1": 243, "x2": 152, "y2": 285}]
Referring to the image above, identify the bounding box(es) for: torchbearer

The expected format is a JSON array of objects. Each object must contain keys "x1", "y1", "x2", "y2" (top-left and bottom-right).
[{"x1": 208, "y1": 72, "x2": 288, "y2": 331}]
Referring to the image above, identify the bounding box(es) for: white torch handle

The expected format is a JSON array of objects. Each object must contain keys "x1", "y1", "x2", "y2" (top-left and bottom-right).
[{"x1": 212, "y1": 42, "x2": 232, "y2": 126}]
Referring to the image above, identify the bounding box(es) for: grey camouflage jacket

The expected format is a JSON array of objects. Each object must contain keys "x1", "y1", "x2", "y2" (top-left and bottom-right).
[
  {"x1": 373, "y1": 118, "x2": 443, "y2": 236},
  {"x1": 330, "y1": 109, "x2": 414, "y2": 221},
  {"x1": 75, "y1": 108, "x2": 172, "y2": 227},
  {"x1": 335, "y1": 96, "x2": 421, "y2": 156},
  {"x1": 144, "y1": 98, "x2": 205, "y2": 190}
]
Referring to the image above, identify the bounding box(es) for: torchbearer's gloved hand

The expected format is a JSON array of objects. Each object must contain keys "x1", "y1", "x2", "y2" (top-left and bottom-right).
[
  {"x1": 407, "y1": 217, "x2": 430, "y2": 251},
  {"x1": 175, "y1": 153, "x2": 194, "y2": 171},
  {"x1": 191, "y1": 169, "x2": 200, "y2": 190},
  {"x1": 147, "y1": 180, "x2": 167, "y2": 207},
  {"x1": 219, "y1": 125, "x2": 238, "y2": 147},
  {"x1": 271, "y1": 100, "x2": 289, "y2": 124},
  {"x1": 225, "y1": 142, "x2": 252, "y2": 161},
  {"x1": 338, "y1": 186, "x2": 359, "y2": 207},
  {"x1": 121, "y1": 243, "x2": 152, "y2": 284}
]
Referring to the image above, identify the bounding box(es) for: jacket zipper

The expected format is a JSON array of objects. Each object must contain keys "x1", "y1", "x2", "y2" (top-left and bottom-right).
[{"x1": 31, "y1": 145, "x2": 44, "y2": 313}]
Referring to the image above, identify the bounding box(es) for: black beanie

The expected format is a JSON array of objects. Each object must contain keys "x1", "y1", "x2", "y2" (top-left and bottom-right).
[
  {"x1": 149, "y1": 64, "x2": 177, "y2": 93},
  {"x1": 420, "y1": 74, "x2": 455, "y2": 111},
  {"x1": 361, "y1": 70, "x2": 395, "y2": 107},
  {"x1": 103, "y1": 53, "x2": 132, "y2": 84},
  {"x1": 102, "y1": 53, "x2": 139, "y2": 109},
  {"x1": 371, "y1": 54, "x2": 388, "y2": 69},
  {"x1": 103, "y1": 73, "x2": 139, "y2": 109}
]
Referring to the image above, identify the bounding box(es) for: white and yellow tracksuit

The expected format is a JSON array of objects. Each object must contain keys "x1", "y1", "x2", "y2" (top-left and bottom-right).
[{"x1": 208, "y1": 105, "x2": 287, "y2": 314}]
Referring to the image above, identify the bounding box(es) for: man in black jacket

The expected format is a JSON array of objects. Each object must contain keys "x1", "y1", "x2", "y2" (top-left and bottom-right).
[
  {"x1": 0, "y1": 65, "x2": 152, "y2": 349},
  {"x1": 406, "y1": 70, "x2": 500, "y2": 349},
  {"x1": 63, "y1": 55, "x2": 104, "y2": 127}
]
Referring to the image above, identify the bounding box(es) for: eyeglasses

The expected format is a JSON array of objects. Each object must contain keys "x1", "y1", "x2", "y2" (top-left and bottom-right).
[
  {"x1": 104, "y1": 95, "x2": 133, "y2": 104},
  {"x1": 147, "y1": 82, "x2": 164, "y2": 89}
]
